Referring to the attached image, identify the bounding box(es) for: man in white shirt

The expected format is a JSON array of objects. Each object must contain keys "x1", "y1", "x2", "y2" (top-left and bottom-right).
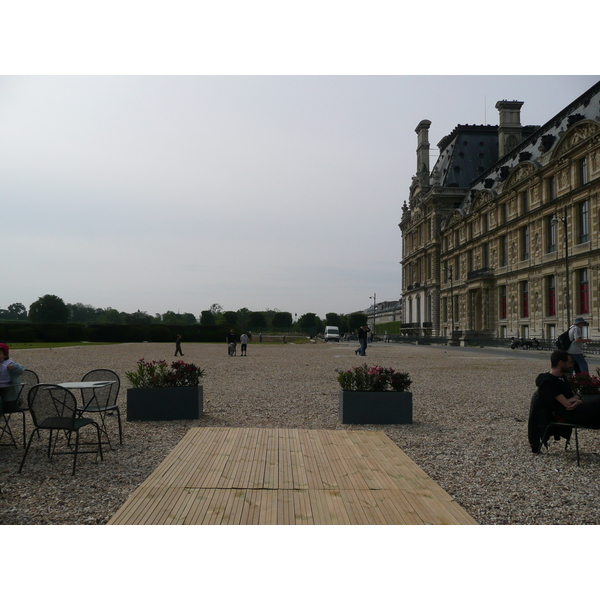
[
  {"x1": 240, "y1": 333, "x2": 249, "y2": 356},
  {"x1": 567, "y1": 316, "x2": 592, "y2": 374}
]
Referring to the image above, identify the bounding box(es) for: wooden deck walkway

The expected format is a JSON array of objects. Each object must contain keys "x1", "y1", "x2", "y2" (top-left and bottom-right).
[{"x1": 108, "y1": 428, "x2": 477, "y2": 525}]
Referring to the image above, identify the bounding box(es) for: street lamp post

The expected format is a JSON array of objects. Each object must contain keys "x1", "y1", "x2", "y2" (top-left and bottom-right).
[
  {"x1": 552, "y1": 207, "x2": 571, "y2": 329},
  {"x1": 369, "y1": 293, "x2": 376, "y2": 336}
]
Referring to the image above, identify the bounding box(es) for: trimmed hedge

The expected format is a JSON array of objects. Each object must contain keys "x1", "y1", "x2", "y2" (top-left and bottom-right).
[{"x1": 0, "y1": 323, "x2": 234, "y2": 344}]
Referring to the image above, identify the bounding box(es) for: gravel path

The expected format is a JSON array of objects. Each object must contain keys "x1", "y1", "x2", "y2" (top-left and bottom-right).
[{"x1": 1, "y1": 341, "x2": 599, "y2": 525}]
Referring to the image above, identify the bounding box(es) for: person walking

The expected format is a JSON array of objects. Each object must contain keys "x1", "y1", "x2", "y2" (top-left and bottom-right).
[
  {"x1": 240, "y1": 332, "x2": 249, "y2": 356},
  {"x1": 355, "y1": 325, "x2": 370, "y2": 356},
  {"x1": 567, "y1": 317, "x2": 592, "y2": 374},
  {"x1": 174, "y1": 334, "x2": 184, "y2": 356}
]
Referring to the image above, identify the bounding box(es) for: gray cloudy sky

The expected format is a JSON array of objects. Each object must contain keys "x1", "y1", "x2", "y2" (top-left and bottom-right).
[{"x1": 2, "y1": 75, "x2": 599, "y2": 318}]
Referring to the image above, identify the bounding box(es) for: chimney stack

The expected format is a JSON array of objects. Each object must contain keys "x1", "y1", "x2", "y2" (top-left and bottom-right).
[
  {"x1": 415, "y1": 120, "x2": 431, "y2": 181},
  {"x1": 496, "y1": 100, "x2": 524, "y2": 156}
]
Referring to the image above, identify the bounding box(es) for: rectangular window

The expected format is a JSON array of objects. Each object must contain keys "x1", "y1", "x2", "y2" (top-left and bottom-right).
[
  {"x1": 580, "y1": 157, "x2": 588, "y2": 186},
  {"x1": 547, "y1": 275, "x2": 556, "y2": 317},
  {"x1": 467, "y1": 249, "x2": 473, "y2": 272},
  {"x1": 454, "y1": 255, "x2": 460, "y2": 280},
  {"x1": 520, "y1": 190, "x2": 529, "y2": 214},
  {"x1": 500, "y1": 285, "x2": 507, "y2": 319},
  {"x1": 580, "y1": 268, "x2": 589, "y2": 314},
  {"x1": 481, "y1": 214, "x2": 488, "y2": 234},
  {"x1": 522, "y1": 281, "x2": 529, "y2": 318},
  {"x1": 547, "y1": 215, "x2": 556, "y2": 253},
  {"x1": 453, "y1": 295, "x2": 459, "y2": 324},
  {"x1": 579, "y1": 200, "x2": 589, "y2": 243},
  {"x1": 442, "y1": 297, "x2": 447, "y2": 323},
  {"x1": 500, "y1": 235, "x2": 508, "y2": 267},
  {"x1": 521, "y1": 225, "x2": 530, "y2": 261},
  {"x1": 499, "y1": 203, "x2": 507, "y2": 225},
  {"x1": 547, "y1": 176, "x2": 556, "y2": 201},
  {"x1": 482, "y1": 242, "x2": 489, "y2": 269}
]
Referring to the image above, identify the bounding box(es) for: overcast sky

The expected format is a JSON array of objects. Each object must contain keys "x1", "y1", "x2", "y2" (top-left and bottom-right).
[
  {"x1": 2, "y1": 75, "x2": 599, "y2": 319},
  {"x1": 2, "y1": 3, "x2": 598, "y2": 320}
]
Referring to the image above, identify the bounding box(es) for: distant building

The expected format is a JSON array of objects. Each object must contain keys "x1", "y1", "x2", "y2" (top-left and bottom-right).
[
  {"x1": 399, "y1": 80, "x2": 600, "y2": 342},
  {"x1": 365, "y1": 299, "x2": 402, "y2": 332}
]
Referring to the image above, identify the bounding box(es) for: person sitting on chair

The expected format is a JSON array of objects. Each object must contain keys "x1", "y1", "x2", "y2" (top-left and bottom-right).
[
  {"x1": 535, "y1": 350, "x2": 600, "y2": 429},
  {"x1": 0, "y1": 343, "x2": 25, "y2": 411}
]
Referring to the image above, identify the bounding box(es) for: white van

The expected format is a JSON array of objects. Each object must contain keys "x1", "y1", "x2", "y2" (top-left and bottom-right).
[{"x1": 324, "y1": 326, "x2": 340, "y2": 342}]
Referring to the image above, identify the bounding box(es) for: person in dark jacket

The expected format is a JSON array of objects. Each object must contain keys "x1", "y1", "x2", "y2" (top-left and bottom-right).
[
  {"x1": 355, "y1": 325, "x2": 370, "y2": 356},
  {"x1": 226, "y1": 329, "x2": 237, "y2": 356},
  {"x1": 175, "y1": 334, "x2": 184, "y2": 356},
  {"x1": 529, "y1": 350, "x2": 600, "y2": 452}
]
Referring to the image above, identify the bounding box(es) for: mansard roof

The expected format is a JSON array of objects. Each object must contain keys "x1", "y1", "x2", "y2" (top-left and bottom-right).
[
  {"x1": 469, "y1": 80, "x2": 600, "y2": 195},
  {"x1": 433, "y1": 125, "x2": 499, "y2": 188}
]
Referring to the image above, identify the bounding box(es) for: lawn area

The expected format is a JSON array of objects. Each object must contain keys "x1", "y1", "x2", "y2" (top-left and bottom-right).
[{"x1": 7, "y1": 341, "x2": 117, "y2": 350}]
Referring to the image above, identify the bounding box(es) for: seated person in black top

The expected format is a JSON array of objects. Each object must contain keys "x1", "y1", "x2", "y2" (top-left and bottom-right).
[{"x1": 535, "y1": 349, "x2": 600, "y2": 429}]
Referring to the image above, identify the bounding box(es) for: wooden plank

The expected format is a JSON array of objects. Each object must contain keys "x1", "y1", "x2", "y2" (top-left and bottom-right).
[
  {"x1": 292, "y1": 490, "x2": 313, "y2": 525},
  {"x1": 108, "y1": 428, "x2": 477, "y2": 525},
  {"x1": 288, "y1": 429, "x2": 310, "y2": 490},
  {"x1": 219, "y1": 490, "x2": 246, "y2": 525},
  {"x1": 277, "y1": 489, "x2": 294, "y2": 524},
  {"x1": 298, "y1": 429, "x2": 339, "y2": 490},
  {"x1": 182, "y1": 488, "x2": 218, "y2": 525},
  {"x1": 277, "y1": 429, "x2": 294, "y2": 490},
  {"x1": 247, "y1": 428, "x2": 269, "y2": 489},
  {"x1": 187, "y1": 428, "x2": 240, "y2": 489},
  {"x1": 263, "y1": 429, "x2": 279, "y2": 489},
  {"x1": 258, "y1": 490, "x2": 278, "y2": 525}
]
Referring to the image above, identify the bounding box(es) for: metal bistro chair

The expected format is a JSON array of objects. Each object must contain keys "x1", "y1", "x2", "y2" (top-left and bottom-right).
[
  {"x1": 77, "y1": 369, "x2": 122, "y2": 448},
  {"x1": 1, "y1": 369, "x2": 39, "y2": 447},
  {"x1": 19, "y1": 384, "x2": 103, "y2": 476}
]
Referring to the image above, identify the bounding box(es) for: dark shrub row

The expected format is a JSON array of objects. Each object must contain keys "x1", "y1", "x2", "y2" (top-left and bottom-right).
[{"x1": 0, "y1": 323, "x2": 232, "y2": 344}]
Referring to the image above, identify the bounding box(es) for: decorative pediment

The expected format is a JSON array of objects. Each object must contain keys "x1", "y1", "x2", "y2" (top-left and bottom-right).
[
  {"x1": 471, "y1": 189, "x2": 496, "y2": 211},
  {"x1": 442, "y1": 209, "x2": 463, "y2": 231},
  {"x1": 504, "y1": 161, "x2": 538, "y2": 190},
  {"x1": 553, "y1": 119, "x2": 600, "y2": 158}
]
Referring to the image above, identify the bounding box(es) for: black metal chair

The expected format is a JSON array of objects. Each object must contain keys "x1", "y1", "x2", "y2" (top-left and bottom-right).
[
  {"x1": 77, "y1": 369, "x2": 122, "y2": 448},
  {"x1": 19, "y1": 384, "x2": 103, "y2": 476},
  {"x1": 537, "y1": 422, "x2": 599, "y2": 467},
  {"x1": 1, "y1": 369, "x2": 39, "y2": 447}
]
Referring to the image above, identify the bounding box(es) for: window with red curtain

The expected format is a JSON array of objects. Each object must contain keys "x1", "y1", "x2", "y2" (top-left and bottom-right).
[
  {"x1": 580, "y1": 269, "x2": 589, "y2": 314},
  {"x1": 522, "y1": 281, "x2": 529, "y2": 317},
  {"x1": 548, "y1": 276, "x2": 556, "y2": 316}
]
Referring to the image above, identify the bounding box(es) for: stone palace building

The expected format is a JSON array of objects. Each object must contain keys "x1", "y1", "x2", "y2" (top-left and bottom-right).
[{"x1": 399, "y1": 80, "x2": 600, "y2": 343}]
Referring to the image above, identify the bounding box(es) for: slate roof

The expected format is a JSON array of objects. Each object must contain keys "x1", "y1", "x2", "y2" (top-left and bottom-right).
[{"x1": 432, "y1": 124, "x2": 539, "y2": 189}]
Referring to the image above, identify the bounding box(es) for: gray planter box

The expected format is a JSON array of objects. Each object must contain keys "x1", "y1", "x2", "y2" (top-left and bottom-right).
[
  {"x1": 127, "y1": 386, "x2": 203, "y2": 421},
  {"x1": 339, "y1": 390, "x2": 412, "y2": 424}
]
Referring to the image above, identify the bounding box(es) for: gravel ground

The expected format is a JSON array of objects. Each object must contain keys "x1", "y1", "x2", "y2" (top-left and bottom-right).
[{"x1": 1, "y1": 340, "x2": 599, "y2": 525}]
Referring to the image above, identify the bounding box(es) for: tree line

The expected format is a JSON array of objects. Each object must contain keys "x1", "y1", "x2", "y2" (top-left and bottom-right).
[{"x1": 1, "y1": 295, "x2": 368, "y2": 333}]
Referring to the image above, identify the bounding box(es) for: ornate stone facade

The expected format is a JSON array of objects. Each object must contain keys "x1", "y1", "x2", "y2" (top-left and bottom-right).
[{"x1": 400, "y1": 81, "x2": 600, "y2": 341}]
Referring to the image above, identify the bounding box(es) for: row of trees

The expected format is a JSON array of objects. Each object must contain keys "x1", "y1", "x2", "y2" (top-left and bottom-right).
[{"x1": 1, "y1": 296, "x2": 368, "y2": 333}]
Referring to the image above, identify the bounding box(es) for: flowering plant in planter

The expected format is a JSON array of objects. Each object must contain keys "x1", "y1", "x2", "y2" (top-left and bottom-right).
[
  {"x1": 336, "y1": 364, "x2": 412, "y2": 393},
  {"x1": 569, "y1": 371, "x2": 600, "y2": 396},
  {"x1": 125, "y1": 359, "x2": 205, "y2": 388}
]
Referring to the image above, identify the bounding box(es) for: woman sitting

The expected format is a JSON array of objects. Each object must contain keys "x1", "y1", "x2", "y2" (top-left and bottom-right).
[{"x1": 0, "y1": 343, "x2": 25, "y2": 411}]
